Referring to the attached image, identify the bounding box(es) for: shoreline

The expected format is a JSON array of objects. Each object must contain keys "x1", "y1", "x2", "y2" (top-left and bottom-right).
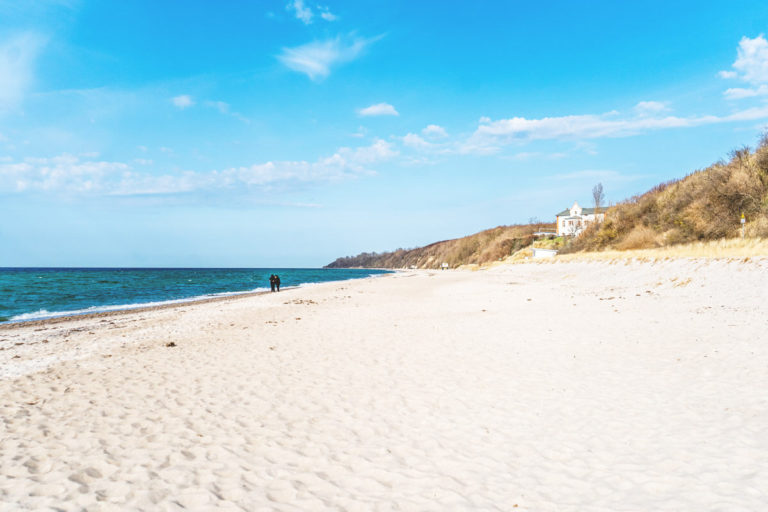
[
  {"x1": 0, "y1": 270, "x2": 398, "y2": 330},
  {"x1": 0, "y1": 288, "x2": 277, "y2": 330},
  {"x1": 1, "y1": 259, "x2": 766, "y2": 509}
]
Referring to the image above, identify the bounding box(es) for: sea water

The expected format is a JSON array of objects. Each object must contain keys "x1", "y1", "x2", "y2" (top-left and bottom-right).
[{"x1": 0, "y1": 268, "x2": 391, "y2": 324}]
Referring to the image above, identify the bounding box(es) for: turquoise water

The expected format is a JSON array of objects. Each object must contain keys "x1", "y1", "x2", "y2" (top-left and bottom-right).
[{"x1": 0, "y1": 268, "x2": 392, "y2": 324}]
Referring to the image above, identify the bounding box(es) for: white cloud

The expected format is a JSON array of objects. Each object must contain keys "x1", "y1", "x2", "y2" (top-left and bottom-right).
[
  {"x1": 0, "y1": 32, "x2": 45, "y2": 109},
  {"x1": 285, "y1": 1, "x2": 337, "y2": 24},
  {"x1": 723, "y1": 35, "x2": 768, "y2": 84},
  {"x1": 358, "y1": 102, "x2": 399, "y2": 117},
  {"x1": 402, "y1": 133, "x2": 433, "y2": 149},
  {"x1": 720, "y1": 35, "x2": 768, "y2": 99},
  {"x1": 634, "y1": 101, "x2": 669, "y2": 115},
  {"x1": 287, "y1": 0, "x2": 313, "y2": 24},
  {"x1": 188, "y1": 139, "x2": 396, "y2": 190},
  {"x1": 337, "y1": 138, "x2": 398, "y2": 165},
  {"x1": 422, "y1": 124, "x2": 447, "y2": 138},
  {"x1": 205, "y1": 100, "x2": 229, "y2": 114},
  {"x1": 1, "y1": 154, "x2": 130, "y2": 193},
  {"x1": 462, "y1": 105, "x2": 768, "y2": 153},
  {"x1": 319, "y1": 6, "x2": 338, "y2": 21},
  {"x1": 278, "y1": 35, "x2": 376, "y2": 81},
  {"x1": 204, "y1": 100, "x2": 250, "y2": 123},
  {"x1": 171, "y1": 94, "x2": 194, "y2": 108},
  {"x1": 724, "y1": 85, "x2": 768, "y2": 100},
  {"x1": 0, "y1": 140, "x2": 396, "y2": 196}
]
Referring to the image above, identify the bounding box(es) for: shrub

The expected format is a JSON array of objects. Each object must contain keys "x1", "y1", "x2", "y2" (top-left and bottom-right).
[
  {"x1": 746, "y1": 216, "x2": 768, "y2": 237},
  {"x1": 571, "y1": 138, "x2": 768, "y2": 252},
  {"x1": 616, "y1": 225, "x2": 659, "y2": 250}
]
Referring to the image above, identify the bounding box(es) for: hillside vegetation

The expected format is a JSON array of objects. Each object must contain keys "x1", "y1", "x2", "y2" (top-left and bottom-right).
[
  {"x1": 328, "y1": 136, "x2": 768, "y2": 268},
  {"x1": 325, "y1": 223, "x2": 554, "y2": 269},
  {"x1": 563, "y1": 137, "x2": 768, "y2": 253}
]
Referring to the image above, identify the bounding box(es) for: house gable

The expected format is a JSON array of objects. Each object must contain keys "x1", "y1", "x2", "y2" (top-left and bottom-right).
[{"x1": 555, "y1": 201, "x2": 605, "y2": 236}]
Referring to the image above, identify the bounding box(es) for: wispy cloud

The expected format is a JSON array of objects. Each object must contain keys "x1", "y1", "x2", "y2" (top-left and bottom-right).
[
  {"x1": 319, "y1": 6, "x2": 338, "y2": 21},
  {"x1": 358, "y1": 102, "x2": 398, "y2": 117},
  {"x1": 203, "y1": 100, "x2": 250, "y2": 123},
  {"x1": 2, "y1": 154, "x2": 130, "y2": 194},
  {"x1": 399, "y1": 128, "x2": 454, "y2": 154},
  {"x1": 422, "y1": 124, "x2": 447, "y2": 138},
  {"x1": 0, "y1": 140, "x2": 397, "y2": 196},
  {"x1": 169, "y1": 95, "x2": 250, "y2": 121},
  {"x1": 285, "y1": 1, "x2": 337, "y2": 24},
  {"x1": 0, "y1": 32, "x2": 46, "y2": 109},
  {"x1": 278, "y1": 35, "x2": 377, "y2": 81},
  {"x1": 401, "y1": 133, "x2": 433, "y2": 149},
  {"x1": 724, "y1": 85, "x2": 768, "y2": 100},
  {"x1": 461, "y1": 105, "x2": 768, "y2": 153},
  {"x1": 720, "y1": 35, "x2": 768, "y2": 99},
  {"x1": 171, "y1": 94, "x2": 194, "y2": 108},
  {"x1": 634, "y1": 101, "x2": 670, "y2": 115},
  {"x1": 286, "y1": 0, "x2": 313, "y2": 24}
]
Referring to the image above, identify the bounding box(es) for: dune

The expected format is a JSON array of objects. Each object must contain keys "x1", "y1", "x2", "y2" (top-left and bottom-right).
[{"x1": 1, "y1": 258, "x2": 767, "y2": 511}]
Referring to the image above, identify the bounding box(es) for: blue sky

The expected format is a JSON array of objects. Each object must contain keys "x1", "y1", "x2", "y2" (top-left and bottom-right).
[{"x1": 2, "y1": 0, "x2": 768, "y2": 266}]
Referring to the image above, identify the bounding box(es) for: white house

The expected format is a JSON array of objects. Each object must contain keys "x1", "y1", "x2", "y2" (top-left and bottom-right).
[{"x1": 556, "y1": 201, "x2": 605, "y2": 236}]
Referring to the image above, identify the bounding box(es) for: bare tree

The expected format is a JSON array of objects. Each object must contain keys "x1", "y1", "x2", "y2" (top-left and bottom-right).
[{"x1": 592, "y1": 182, "x2": 605, "y2": 214}]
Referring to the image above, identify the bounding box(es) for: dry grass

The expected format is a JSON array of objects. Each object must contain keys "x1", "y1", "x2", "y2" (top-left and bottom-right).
[
  {"x1": 550, "y1": 238, "x2": 768, "y2": 262},
  {"x1": 562, "y1": 138, "x2": 768, "y2": 253},
  {"x1": 326, "y1": 223, "x2": 554, "y2": 269},
  {"x1": 616, "y1": 225, "x2": 659, "y2": 250}
]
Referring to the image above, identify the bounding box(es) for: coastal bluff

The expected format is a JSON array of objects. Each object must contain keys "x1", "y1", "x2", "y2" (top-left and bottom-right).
[{"x1": 325, "y1": 223, "x2": 553, "y2": 269}]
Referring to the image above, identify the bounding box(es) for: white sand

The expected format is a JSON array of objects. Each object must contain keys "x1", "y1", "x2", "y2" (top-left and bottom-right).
[{"x1": 1, "y1": 259, "x2": 767, "y2": 511}]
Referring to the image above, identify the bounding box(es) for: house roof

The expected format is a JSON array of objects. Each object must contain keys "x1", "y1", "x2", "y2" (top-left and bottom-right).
[{"x1": 556, "y1": 207, "x2": 601, "y2": 217}]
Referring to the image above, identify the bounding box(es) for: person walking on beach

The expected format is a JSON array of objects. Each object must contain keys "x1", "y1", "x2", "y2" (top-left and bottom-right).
[
  {"x1": 275, "y1": 274, "x2": 281, "y2": 292},
  {"x1": 269, "y1": 274, "x2": 276, "y2": 292}
]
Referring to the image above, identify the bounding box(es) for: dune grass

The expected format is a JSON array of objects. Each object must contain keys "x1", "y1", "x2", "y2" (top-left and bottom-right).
[
  {"x1": 561, "y1": 138, "x2": 768, "y2": 254},
  {"x1": 546, "y1": 238, "x2": 768, "y2": 262}
]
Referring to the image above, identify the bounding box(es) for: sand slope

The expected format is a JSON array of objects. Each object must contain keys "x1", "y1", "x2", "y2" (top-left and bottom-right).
[{"x1": 1, "y1": 260, "x2": 767, "y2": 511}]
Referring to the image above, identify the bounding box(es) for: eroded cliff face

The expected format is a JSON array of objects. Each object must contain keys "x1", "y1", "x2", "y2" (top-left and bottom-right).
[{"x1": 325, "y1": 223, "x2": 554, "y2": 269}]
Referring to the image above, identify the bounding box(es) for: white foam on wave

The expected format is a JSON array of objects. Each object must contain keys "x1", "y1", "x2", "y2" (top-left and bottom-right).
[
  {"x1": 9, "y1": 310, "x2": 54, "y2": 322},
  {"x1": 5, "y1": 271, "x2": 393, "y2": 324},
  {"x1": 295, "y1": 271, "x2": 393, "y2": 289},
  {"x1": 6, "y1": 288, "x2": 271, "y2": 324}
]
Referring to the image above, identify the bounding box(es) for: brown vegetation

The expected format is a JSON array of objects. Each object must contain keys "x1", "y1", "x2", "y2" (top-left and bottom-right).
[
  {"x1": 562, "y1": 136, "x2": 768, "y2": 253},
  {"x1": 329, "y1": 136, "x2": 768, "y2": 268},
  {"x1": 551, "y1": 238, "x2": 768, "y2": 262},
  {"x1": 324, "y1": 223, "x2": 555, "y2": 269}
]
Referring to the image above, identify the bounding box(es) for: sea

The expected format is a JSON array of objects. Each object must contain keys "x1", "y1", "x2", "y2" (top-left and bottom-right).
[{"x1": 0, "y1": 268, "x2": 392, "y2": 324}]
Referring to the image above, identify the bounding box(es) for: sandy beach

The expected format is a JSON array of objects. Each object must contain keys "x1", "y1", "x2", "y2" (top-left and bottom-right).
[{"x1": 2, "y1": 259, "x2": 768, "y2": 511}]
